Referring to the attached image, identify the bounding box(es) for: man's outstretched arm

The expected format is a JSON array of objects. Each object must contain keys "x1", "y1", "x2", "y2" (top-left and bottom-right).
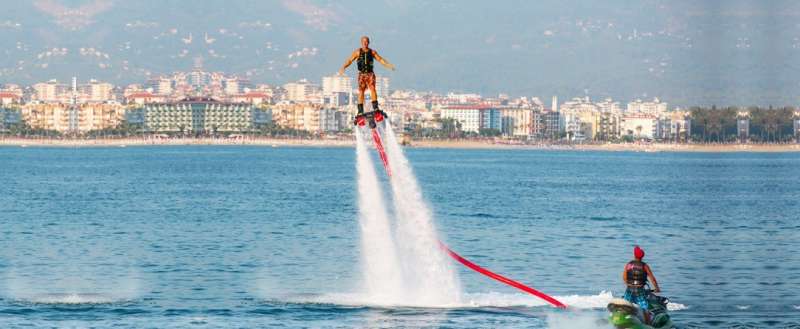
[
  {"x1": 372, "y1": 50, "x2": 395, "y2": 71},
  {"x1": 339, "y1": 50, "x2": 359, "y2": 75}
]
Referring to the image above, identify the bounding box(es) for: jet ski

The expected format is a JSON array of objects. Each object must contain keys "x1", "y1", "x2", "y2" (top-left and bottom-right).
[{"x1": 607, "y1": 292, "x2": 674, "y2": 329}]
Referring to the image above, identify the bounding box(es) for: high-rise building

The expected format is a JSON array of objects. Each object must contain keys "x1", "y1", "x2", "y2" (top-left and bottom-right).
[
  {"x1": 376, "y1": 76, "x2": 390, "y2": 100},
  {"x1": 620, "y1": 114, "x2": 657, "y2": 139},
  {"x1": 559, "y1": 96, "x2": 599, "y2": 113},
  {"x1": 539, "y1": 111, "x2": 562, "y2": 139},
  {"x1": 21, "y1": 104, "x2": 71, "y2": 131},
  {"x1": 189, "y1": 70, "x2": 211, "y2": 88},
  {"x1": 440, "y1": 105, "x2": 501, "y2": 133},
  {"x1": 32, "y1": 80, "x2": 67, "y2": 102},
  {"x1": 85, "y1": 79, "x2": 114, "y2": 102},
  {"x1": 794, "y1": 110, "x2": 800, "y2": 143},
  {"x1": 737, "y1": 111, "x2": 750, "y2": 142},
  {"x1": 596, "y1": 98, "x2": 622, "y2": 113},
  {"x1": 270, "y1": 103, "x2": 335, "y2": 132},
  {"x1": 559, "y1": 110, "x2": 599, "y2": 141},
  {"x1": 500, "y1": 108, "x2": 534, "y2": 137},
  {"x1": 656, "y1": 111, "x2": 691, "y2": 142},
  {"x1": 0, "y1": 91, "x2": 21, "y2": 105},
  {"x1": 21, "y1": 103, "x2": 125, "y2": 133},
  {"x1": 0, "y1": 107, "x2": 21, "y2": 132},
  {"x1": 223, "y1": 77, "x2": 248, "y2": 96},
  {"x1": 143, "y1": 98, "x2": 254, "y2": 134},
  {"x1": 78, "y1": 103, "x2": 126, "y2": 131},
  {"x1": 147, "y1": 77, "x2": 174, "y2": 95},
  {"x1": 322, "y1": 75, "x2": 352, "y2": 96},
  {"x1": 283, "y1": 79, "x2": 320, "y2": 102},
  {"x1": 627, "y1": 98, "x2": 667, "y2": 115}
]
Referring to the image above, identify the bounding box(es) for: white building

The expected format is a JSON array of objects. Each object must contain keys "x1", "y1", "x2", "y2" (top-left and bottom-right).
[
  {"x1": 147, "y1": 77, "x2": 174, "y2": 95},
  {"x1": 446, "y1": 92, "x2": 482, "y2": 104},
  {"x1": 284, "y1": 79, "x2": 320, "y2": 102},
  {"x1": 84, "y1": 79, "x2": 114, "y2": 102},
  {"x1": 0, "y1": 92, "x2": 20, "y2": 105},
  {"x1": 189, "y1": 70, "x2": 211, "y2": 87},
  {"x1": 33, "y1": 80, "x2": 67, "y2": 102},
  {"x1": 627, "y1": 98, "x2": 667, "y2": 116},
  {"x1": 224, "y1": 78, "x2": 241, "y2": 95},
  {"x1": 0, "y1": 86, "x2": 23, "y2": 105},
  {"x1": 621, "y1": 114, "x2": 657, "y2": 139},
  {"x1": 559, "y1": 96, "x2": 599, "y2": 113},
  {"x1": 319, "y1": 107, "x2": 338, "y2": 132},
  {"x1": 596, "y1": 98, "x2": 622, "y2": 113},
  {"x1": 322, "y1": 74, "x2": 352, "y2": 96},
  {"x1": 440, "y1": 106, "x2": 501, "y2": 133},
  {"x1": 376, "y1": 76, "x2": 390, "y2": 101},
  {"x1": 500, "y1": 108, "x2": 534, "y2": 137},
  {"x1": 157, "y1": 78, "x2": 173, "y2": 95}
]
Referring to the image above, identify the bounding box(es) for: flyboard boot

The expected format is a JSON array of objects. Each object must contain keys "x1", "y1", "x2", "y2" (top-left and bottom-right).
[{"x1": 353, "y1": 101, "x2": 387, "y2": 129}]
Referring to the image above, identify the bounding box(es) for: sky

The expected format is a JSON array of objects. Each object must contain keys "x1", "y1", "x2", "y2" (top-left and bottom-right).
[{"x1": 0, "y1": 0, "x2": 798, "y2": 107}]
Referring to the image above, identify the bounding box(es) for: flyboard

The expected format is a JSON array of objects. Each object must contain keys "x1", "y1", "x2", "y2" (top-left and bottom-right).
[{"x1": 354, "y1": 112, "x2": 566, "y2": 309}]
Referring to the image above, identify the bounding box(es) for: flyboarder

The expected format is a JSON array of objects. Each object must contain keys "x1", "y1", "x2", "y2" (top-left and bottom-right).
[
  {"x1": 338, "y1": 36, "x2": 395, "y2": 119},
  {"x1": 622, "y1": 246, "x2": 661, "y2": 311}
]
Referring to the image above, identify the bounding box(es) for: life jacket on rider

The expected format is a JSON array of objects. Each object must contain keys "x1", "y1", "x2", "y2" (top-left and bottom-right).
[
  {"x1": 356, "y1": 48, "x2": 374, "y2": 74},
  {"x1": 625, "y1": 259, "x2": 648, "y2": 288}
]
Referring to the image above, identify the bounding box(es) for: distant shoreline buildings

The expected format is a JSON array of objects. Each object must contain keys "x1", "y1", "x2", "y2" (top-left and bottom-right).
[{"x1": 1, "y1": 70, "x2": 798, "y2": 143}]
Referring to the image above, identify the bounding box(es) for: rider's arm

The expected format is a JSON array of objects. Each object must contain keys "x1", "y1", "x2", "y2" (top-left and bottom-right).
[
  {"x1": 372, "y1": 50, "x2": 395, "y2": 70},
  {"x1": 645, "y1": 264, "x2": 660, "y2": 292},
  {"x1": 339, "y1": 50, "x2": 359, "y2": 75},
  {"x1": 622, "y1": 269, "x2": 628, "y2": 285}
]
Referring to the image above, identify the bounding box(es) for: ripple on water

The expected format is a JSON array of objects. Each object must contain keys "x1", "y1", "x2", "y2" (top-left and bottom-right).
[{"x1": 16, "y1": 293, "x2": 130, "y2": 306}]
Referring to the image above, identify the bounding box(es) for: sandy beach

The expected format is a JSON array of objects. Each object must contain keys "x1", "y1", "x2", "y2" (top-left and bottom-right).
[{"x1": 1, "y1": 136, "x2": 799, "y2": 152}]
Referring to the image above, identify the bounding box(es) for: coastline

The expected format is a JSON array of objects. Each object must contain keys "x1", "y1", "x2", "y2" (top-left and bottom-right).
[{"x1": 1, "y1": 137, "x2": 799, "y2": 152}]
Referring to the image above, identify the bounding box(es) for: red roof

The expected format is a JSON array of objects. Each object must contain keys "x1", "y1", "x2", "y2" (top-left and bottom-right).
[{"x1": 0, "y1": 92, "x2": 20, "y2": 98}]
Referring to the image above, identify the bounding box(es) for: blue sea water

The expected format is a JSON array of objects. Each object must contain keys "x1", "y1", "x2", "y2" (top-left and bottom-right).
[{"x1": 0, "y1": 146, "x2": 798, "y2": 328}]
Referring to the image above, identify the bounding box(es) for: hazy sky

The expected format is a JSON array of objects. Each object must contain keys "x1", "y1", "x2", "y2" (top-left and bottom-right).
[{"x1": 0, "y1": 0, "x2": 798, "y2": 106}]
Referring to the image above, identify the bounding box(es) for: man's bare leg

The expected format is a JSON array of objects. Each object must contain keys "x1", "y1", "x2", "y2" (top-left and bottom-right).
[
  {"x1": 357, "y1": 88, "x2": 366, "y2": 115},
  {"x1": 369, "y1": 86, "x2": 379, "y2": 111}
]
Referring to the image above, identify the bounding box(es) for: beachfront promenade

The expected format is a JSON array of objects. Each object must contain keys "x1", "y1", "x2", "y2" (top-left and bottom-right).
[{"x1": 2, "y1": 136, "x2": 799, "y2": 152}]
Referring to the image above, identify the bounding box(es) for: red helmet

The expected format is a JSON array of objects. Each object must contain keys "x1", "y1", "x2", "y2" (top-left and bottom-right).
[{"x1": 634, "y1": 245, "x2": 645, "y2": 259}]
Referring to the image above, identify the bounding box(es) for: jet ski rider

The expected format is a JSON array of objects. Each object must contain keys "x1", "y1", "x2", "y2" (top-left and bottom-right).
[{"x1": 622, "y1": 245, "x2": 661, "y2": 311}]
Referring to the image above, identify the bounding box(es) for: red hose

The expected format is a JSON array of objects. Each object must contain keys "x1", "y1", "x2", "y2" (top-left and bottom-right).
[
  {"x1": 371, "y1": 129, "x2": 391, "y2": 177},
  {"x1": 438, "y1": 241, "x2": 567, "y2": 309},
  {"x1": 363, "y1": 128, "x2": 563, "y2": 308}
]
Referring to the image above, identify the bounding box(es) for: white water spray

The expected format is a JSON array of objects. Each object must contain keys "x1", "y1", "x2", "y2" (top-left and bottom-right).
[
  {"x1": 381, "y1": 122, "x2": 462, "y2": 305},
  {"x1": 354, "y1": 129, "x2": 404, "y2": 303}
]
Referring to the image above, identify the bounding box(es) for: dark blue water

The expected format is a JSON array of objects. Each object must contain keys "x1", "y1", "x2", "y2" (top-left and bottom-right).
[{"x1": 0, "y1": 146, "x2": 798, "y2": 328}]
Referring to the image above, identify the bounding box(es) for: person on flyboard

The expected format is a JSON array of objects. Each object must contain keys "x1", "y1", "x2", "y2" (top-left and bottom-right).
[{"x1": 339, "y1": 36, "x2": 395, "y2": 129}]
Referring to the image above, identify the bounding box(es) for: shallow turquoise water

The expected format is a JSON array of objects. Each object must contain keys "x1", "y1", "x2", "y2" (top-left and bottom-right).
[{"x1": 0, "y1": 147, "x2": 798, "y2": 328}]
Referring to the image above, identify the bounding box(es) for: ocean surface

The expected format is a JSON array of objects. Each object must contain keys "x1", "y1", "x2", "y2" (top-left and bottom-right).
[{"x1": 0, "y1": 146, "x2": 798, "y2": 328}]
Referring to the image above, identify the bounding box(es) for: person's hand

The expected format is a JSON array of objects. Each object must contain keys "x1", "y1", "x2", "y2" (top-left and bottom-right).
[
  {"x1": 387, "y1": 63, "x2": 396, "y2": 71},
  {"x1": 338, "y1": 68, "x2": 345, "y2": 76},
  {"x1": 653, "y1": 288, "x2": 661, "y2": 293}
]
